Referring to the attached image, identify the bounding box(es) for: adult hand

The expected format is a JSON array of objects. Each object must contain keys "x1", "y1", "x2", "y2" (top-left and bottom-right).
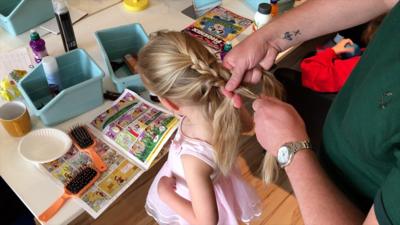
[
  {"x1": 223, "y1": 31, "x2": 281, "y2": 92},
  {"x1": 158, "y1": 176, "x2": 176, "y2": 202},
  {"x1": 332, "y1": 38, "x2": 355, "y2": 54},
  {"x1": 252, "y1": 96, "x2": 309, "y2": 156}
]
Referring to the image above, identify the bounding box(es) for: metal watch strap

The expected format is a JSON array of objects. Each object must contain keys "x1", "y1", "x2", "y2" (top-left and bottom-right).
[{"x1": 290, "y1": 140, "x2": 312, "y2": 154}]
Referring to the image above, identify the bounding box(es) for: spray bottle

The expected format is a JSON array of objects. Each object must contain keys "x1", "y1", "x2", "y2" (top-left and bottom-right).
[{"x1": 52, "y1": 0, "x2": 78, "y2": 52}]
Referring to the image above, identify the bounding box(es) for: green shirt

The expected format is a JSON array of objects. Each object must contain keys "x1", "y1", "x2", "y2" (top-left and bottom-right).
[{"x1": 321, "y1": 3, "x2": 400, "y2": 225}]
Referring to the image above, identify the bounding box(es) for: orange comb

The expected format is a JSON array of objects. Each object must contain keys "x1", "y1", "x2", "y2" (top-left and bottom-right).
[
  {"x1": 69, "y1": 125, "x2": 107, "y2": 172},
  {"x1": 39, "y1": 167, "x2": 100, "y2": 222}
]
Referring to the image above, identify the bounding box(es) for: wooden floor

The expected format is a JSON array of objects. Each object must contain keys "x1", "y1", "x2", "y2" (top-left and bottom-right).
[{"x1": 70, "y1": 136, "x2": 303, "y2": 225}]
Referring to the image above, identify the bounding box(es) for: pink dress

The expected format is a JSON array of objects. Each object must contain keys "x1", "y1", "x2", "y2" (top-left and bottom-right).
[{"x1": 145, "y1": 120, "x2": 261, "y2": 225}]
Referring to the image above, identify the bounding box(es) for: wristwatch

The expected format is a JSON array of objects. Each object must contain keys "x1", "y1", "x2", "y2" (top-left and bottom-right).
[{"x1": 277, "y1": 140, "x2": 312, "y2": 168}]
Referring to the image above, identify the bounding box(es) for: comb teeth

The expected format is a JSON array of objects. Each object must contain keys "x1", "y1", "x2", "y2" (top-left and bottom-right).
[
  {"x1": 66, "y1": 167, "x2": 97, "y2": 194},
  {"x1": 70, "y1": 125, "x2": 94, "y2": 148}
]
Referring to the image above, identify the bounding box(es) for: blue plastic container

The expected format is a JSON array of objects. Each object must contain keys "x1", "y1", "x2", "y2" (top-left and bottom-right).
[
  {"x1": 18, "y1": 49, "x2": 104, "y2": 126},
  {"x1": 244, "y1": 0, "x2": 295, "y2": 14},
  {"x1": 0, "y1": 0, "x2": 54, "y2": 36},
  {"x1": 95, "y1": 23, "x2": 148, "y2": 93}
]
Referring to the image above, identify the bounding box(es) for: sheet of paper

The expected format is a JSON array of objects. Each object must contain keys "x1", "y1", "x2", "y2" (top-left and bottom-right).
[
  {"x1": 0, "y1": 47, "x2": 33, "y2": 76},
  {"x1": 40, "y1": 7, "x2": 88, "y2": 35}
]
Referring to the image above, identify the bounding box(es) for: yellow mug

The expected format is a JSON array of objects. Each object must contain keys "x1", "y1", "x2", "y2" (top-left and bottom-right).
[{"x1": 0, "y1": 101, "x2": 32, "y2": 137}]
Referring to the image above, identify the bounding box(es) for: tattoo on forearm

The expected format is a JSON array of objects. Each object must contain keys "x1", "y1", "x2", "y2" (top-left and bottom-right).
[{"x1": 282, "y1": 30, "x2": 301, "y2": 41}]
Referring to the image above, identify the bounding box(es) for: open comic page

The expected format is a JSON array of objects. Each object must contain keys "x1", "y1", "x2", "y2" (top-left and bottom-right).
[
  {"x1": 89, "y1": 89, "x2": 179, "y2": 170},
  {"x1": 38, "y1": 136, "x2": 144, "y2": 218}
]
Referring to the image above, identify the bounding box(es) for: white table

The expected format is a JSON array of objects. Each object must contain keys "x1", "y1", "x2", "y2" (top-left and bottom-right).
[{"x1": 0, "y1": 1, "x2": 298, "y2": 224}]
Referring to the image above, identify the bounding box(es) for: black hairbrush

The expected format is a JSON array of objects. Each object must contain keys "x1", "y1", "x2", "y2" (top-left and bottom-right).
[
  {"x1": 70, "y1": 125, "x2": 107, "y2": 172},
  {"x1": 39, "y1": 167, "x2": 100, "y2": 222}
]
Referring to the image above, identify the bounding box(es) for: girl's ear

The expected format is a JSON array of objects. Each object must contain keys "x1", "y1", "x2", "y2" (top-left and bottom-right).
[{"x1": 159, "y1": 97, "x2": 180, "y2": 112}]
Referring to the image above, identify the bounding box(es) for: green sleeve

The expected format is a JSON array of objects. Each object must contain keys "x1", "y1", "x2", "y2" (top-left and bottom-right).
[{"x1": 374, "y1": 151, "x2": 400, "y2": 225}]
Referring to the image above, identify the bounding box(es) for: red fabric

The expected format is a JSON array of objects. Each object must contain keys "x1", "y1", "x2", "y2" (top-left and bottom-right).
[{"x1": 300, "y1": 48, "x2": 361, "y2": 92}]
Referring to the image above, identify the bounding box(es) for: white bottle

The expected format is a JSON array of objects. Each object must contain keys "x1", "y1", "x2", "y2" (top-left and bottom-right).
[
  {"x1": 254, "y1": 3, "x2": 272, "y2": 30},
  {"x1": 42, "y1": 56, "x2": 62, "y2": 96}
]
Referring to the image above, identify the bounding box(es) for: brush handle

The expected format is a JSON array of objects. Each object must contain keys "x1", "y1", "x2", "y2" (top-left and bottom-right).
[
  {"x1": 87, "y1": 148, "x2": 107, "y2": 172},
  {"x1": 39, "y1": 193, "x2": 70, "y2": 222}
]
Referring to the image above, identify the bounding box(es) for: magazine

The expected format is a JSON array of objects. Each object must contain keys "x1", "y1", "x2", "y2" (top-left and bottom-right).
[
  {"x1": 38, "y1": 89, "x2": 178, "y2": 218},
  {"x1": 90, "y1": 89, "x2": 179, "y2": 170},
  {"x1": 182, "y1": 6, "x2": 253, "y2": 50}
]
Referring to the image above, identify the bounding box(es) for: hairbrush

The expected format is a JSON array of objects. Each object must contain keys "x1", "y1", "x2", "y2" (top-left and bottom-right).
[
  {"x1": 39, "y1": 167, "x2": 100, "y2": 222},
  {"x1": 69, "y1": 125, "x2": 107, "y2": 172}
]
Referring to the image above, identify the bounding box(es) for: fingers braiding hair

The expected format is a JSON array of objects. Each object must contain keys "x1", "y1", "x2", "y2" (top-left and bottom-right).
[{"x1": 137, "y1": 31, "x2": 282, "y2": 181}]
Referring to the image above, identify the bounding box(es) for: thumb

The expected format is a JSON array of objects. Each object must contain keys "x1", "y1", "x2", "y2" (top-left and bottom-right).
[
  {"x1": 253, "y1": 96, "x2": 280, "y2": 111},
  {"x1": 258, "y1": 47, "x2": 278, "y2": 70},
  {"x1": 225, "y1": 69, "x2": 246, "y2": 92}
]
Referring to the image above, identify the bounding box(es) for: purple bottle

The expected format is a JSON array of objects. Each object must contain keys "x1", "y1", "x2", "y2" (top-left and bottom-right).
[{"x1": 29, "y1": 30, "x2": 48, "y2": 63}]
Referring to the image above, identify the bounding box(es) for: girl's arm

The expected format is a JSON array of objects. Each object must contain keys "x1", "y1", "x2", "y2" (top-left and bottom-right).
[
  {"x1": 158, "y1": 155, "x2": 218, "y2": 225},
  {"x1": 300, "y1": 39, "x2": 358, "y2": 92},
  {"x1": 300, "y1": 49, "x2": 339, "y2": 92}
]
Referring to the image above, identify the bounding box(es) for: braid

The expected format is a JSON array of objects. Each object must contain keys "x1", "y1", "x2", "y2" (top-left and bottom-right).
[{"x1": 137, "y1": 31, "x2": 283, "y2": 182}]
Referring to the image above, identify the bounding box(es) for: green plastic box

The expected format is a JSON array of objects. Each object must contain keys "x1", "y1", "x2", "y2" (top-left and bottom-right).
[
  {"x1": 0, "y1": 0, "x2": 54, "y2": 36},
  {"x1": 95, "y1": 23, "x2": 149, "y2": 93},
  {"x1": 18, "y1": 49, "x2": 104, "y2": 126}
]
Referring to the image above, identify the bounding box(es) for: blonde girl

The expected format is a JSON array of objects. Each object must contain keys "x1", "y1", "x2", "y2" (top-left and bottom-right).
[{"x1": 137, "y1": 31, "x2": 283, "y2": 225}]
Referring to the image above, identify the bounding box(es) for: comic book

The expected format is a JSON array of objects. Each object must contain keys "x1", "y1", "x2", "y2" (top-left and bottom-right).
[
  {"x1": 182, "y1": 6, "x2": 253, "y2": 50},
  {"x1": 38, "y1": 89, "x2": 178, "y2": 218},
  {"x1": 89, "y1": 89, "x2": 179, "y2": 170}
]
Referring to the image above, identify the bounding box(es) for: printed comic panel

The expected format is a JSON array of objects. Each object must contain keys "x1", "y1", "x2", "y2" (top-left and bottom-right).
[
  {"x1": 91, "y1": 93, "x2": 139, "y2": 130},
  {"x1": 114, "y1": 130, "x2": 137, "y2": 152},
  {"x1": 50, "y1": 163, "x2": 78, "y2": 185},
  {"x1": 97, "y1": 160, "x2": 140, "y2": 196},
  {"x1": 81, "y1": 187, "x2": 110, "y2": 212}
]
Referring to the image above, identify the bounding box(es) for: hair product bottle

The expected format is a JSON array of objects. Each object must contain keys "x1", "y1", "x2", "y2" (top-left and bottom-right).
[
  {"x1": 42, "y1": 56, "x2": 62, "y2": 96},
  {"x1": 254, "y1": 3, "x2": 272, "y2": 30},
  {"x1": 29, "y1": 30, "x2": 48, "y2": 63},
  {"x1": 271, "y1": 0, "x2": 279, "y2": 17},
  {"x1": 52, "y1": 0, "x2": 78, "y2": 52}
]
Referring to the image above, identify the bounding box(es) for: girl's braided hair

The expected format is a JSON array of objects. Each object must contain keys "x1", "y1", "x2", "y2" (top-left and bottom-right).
[{"x1": 137, "y1": 31, "x2": 283, "y2": 183}]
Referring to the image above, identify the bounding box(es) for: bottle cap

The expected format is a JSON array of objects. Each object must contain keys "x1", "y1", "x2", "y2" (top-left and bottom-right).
[
  {"x1": 258, "y1": 3, "x2": 271, "y2": 15},
  {"x1": 271, "y1": 0, "x2": 279, "y2": 4},
  {"x1": 123, "y1": 0, "x2": 149, "y2": 11},
  {"x1": 52, "y1": 0, "x2": 68, "y2": 14},
  {"x1": 30, "y1": 30, "x2": 40, "y2": 41},
  {"x1": 223, "y1": 42, "x2": 232, "y2": 52}
]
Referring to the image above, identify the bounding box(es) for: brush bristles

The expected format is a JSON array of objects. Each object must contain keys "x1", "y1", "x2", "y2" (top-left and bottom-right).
[
  {"x1": 70, "y1": 125, "x2": 94, "y2": 148},
  {"x1": 66, "y1": 167, "x2": 97, "y2": 194}
]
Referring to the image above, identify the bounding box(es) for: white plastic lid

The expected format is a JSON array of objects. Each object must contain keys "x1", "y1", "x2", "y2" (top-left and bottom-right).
[
  {"x1": 52, "y1": 0, "x2": 68, "y2": 14},
  {"x1": 42, "y1": 56, "x2": 59, "y2": 75}
]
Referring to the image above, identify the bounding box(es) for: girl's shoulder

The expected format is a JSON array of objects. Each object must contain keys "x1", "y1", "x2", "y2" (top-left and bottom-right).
[{"x1": 174, "y1": 125, "x2": 216, "y2": 170}]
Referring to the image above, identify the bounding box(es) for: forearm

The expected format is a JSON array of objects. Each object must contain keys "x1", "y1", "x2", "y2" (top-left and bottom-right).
[
  {"x1": 260, "y1": 0, "x2": 397, "y2": 51},
  {"x1": 286, "y1": 150, "x2": 364, "y2": 225},
  {"x1": 163, "y1": 192, "x2": 210, "y2": 225}
]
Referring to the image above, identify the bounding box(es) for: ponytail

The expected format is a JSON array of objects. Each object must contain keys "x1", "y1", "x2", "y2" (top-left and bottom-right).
[{"x1": 237, "y1": 72, "x2": 283, "y2": 183}]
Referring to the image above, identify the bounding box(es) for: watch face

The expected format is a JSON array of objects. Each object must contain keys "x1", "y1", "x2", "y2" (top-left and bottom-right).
[{"x1": 278, "y1": 146, "x2": 290, "y2": 164}]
